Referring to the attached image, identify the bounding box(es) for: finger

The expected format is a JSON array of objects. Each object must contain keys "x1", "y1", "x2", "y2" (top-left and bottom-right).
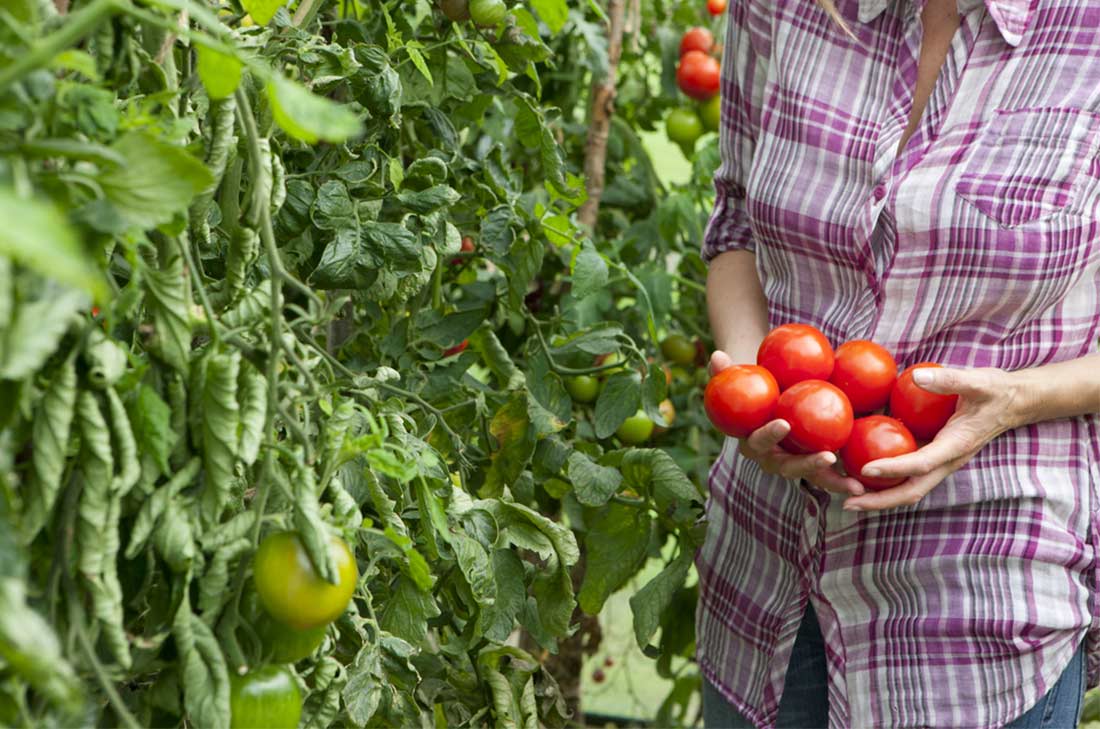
[
  {"x1": 842, "y1": 461, "x2": 959, "y2": 511},
  {"x1": 708, "y1": 350, "x2": 734, "y2": 377},
  {"x1": 742, "y1": 419, "x2": 791, "y2": 456},
  {"x1": 772, "y1": 450, "x2": 837, "y2": 481},
  {"x1": 806, "y1": 467, "x2": 866, "y2": 496},
  {"x1": 911, "y1": 366, "x2": 989, "y2": 397},
  {"x1": 861, "y1": 425, "x2": 973, "y2": 480}
]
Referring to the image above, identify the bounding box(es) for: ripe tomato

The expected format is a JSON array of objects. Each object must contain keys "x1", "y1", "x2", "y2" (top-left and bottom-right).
[
  {"x1": 756, "y1": 323, "x2": 835, "y2": 391},
  {"x1": 840, "y1": 416, "x2": 917, "y2": 490},
  {"x1": 592, "y1": 668, "x2": 606, "y2": 684},
  {"x1": 616, "y1": 410, "x2": 655, "y2": 445},
  {"x1": 829, "y1": 340, "x2": 897, "y2": 414},
  {"x1": 565, "y1": 375, "x2": 599, "y2": 404},
  {"x1": 704, "y1": 365, "x2": 780, "y2": 438},
  {"x1": 676, "y1": 50, "x2": 721, "y2": 101},
  {"x1": 890, "y1": 363, "x2": 958, "y2": 440},
  {"x1": 707, "y1": 0, "x2": 727, "y2": 14},
  {"x1": 469, "y1": 0, "x2": 506, "y2": 26},
  {"x1": 660, "y1": 334, "x2": 697, "y2": 367},
  {"x1": 442, "y1": 339, "x2": 469, "y2": 357},
  {"x1": 253, "y1": 532, "x2": 358, "y2": 630},
  {"x1": 450, "y1": 236, "x2": 475, "y2": 265},
  {"x1": 666, "y1": 107, "x2": 704, "y2": 153},
  {"x1": 700, "y1": 94, "x2": 721, "y2": 132},
  {"x1": 775, "y1": 380, "x2": 853, "y2": 454},
  {"x1": 679, "y1": 27, "x2": 715, "y2": 56},
  {"x1": 256, "y1": 613, "x2": 327, "y2": 664},
  {"x1": 230, "y1": 665, "x2": 302, "y2": 729}
]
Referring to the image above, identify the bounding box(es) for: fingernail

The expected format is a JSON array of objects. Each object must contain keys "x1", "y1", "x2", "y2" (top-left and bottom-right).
[
  {"x1": 844, "y1": 503, "x2": 863, "y2": 512},
  {"x1": 912, "y1": 369, "x2": 933, "y2": 386},
  {"x1": 818, "y1": 454, "x2": 835, "y2": 467},
  {"x1": 863, "y1": 467, "x2": 882, "y2": 478}
]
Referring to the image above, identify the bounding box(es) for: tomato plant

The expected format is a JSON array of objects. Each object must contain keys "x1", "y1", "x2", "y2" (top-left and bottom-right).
[
  {"x1": 891, "y1": 363, "x2": 959, "y2": 440},
  {"x1": 757, "y1": 323, "x2": 836, "y2": 391},
  {"x1": 565, "y1": 375, "x2": 600, "y2": 403},
  {"x1": 661, "y1": 334, "x2": 698, "y2": 367},
  {"x1": 829, "y1": 340, "x2": 897, "y2": 414},
  {"x1": 704, "y1": 365, "x2": 780, "y2": 438},
  {"x1": 701, "y1": 95, "x2": 722, "y2": 132},
  {"x1": 469, "y1": 0, "x2": 507, "y2": 26},
  {"x1": 230, "y1": 666, "x2": 302, "y2": 729},
  {"x1": 677, "y1": 50, "x2": 721, "y2": 101},
  {"x1": 617, "y1": 410, "x2": 656, "y2": 445},
  {"x1": 840, "y1": 416, "x2": 918, "y2": 490},
  {"x1": 775, "y1": 380, "x2": 854, "y2": 454}
]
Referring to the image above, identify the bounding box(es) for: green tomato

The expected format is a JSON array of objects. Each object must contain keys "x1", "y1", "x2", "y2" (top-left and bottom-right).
[
  {"x1": 253, "y1": 532, "x2": 358, "y2": 630},
  {"x1": 616, "y1": 410, "x2": 655, "y2": 445},
  {"x1": 469, "y1": 0, "x2": 507, "y2": 26},
  {"x1": 660, "y1": 334, "x2": 697, "y2": 367},
  {"x1": 230, "y1": 666, "x2": 302, "y2": 729},
  {"x1": 565, "y1": 375, "x2": 599, "y2": 403},
  {"x1": 666, "y1": 107, "x2": 704, "y2": 150},
  {"x1": 256, "y1": 613, "x2": 327, "y2": 664},
  {"x1": 701, "y1": 94, "x2": 721, "y2": 132},
  {"x1": 439, "y1": 0, "x2": 470, "y2": 21}
]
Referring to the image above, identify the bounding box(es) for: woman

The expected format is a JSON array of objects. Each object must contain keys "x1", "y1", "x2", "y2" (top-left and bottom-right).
[{"x1": 698, "y1": 0, "x2": 1100, "y2": 726}]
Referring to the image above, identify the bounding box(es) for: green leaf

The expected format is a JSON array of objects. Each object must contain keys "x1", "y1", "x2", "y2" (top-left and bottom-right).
[
  {"x1": 343, "y1": 643, "x2": 385, "y2": 727},
  {"x1": 380, "y1": 576, "x2": 440, "y2": 648},
  {"x1": 0, "y1": 579, "x2": 83, "y2": 713},
  {"x1": 241, "y1": 0, "x2": 286, "y2": 24},
  {"x1": 267, "y1": 76, "x2": 363, "y2": 144},
  {"x1": 570, "y1": 241, "x2": 608, "y2": 300},
  {"x1": 143, "y1": 248, "x2": 192, "y2": 375},
  {"x1": 196, "y1": 46, "x2": 241, "y2": 100},
  {"x1": 23, "y1": 359, "x2": 78, "y2": 540},
  {"x1": 98, "y1": 133, "x2": 213, "y2": 230},
  {"x1": 200, "y1": 350, "x2": 240, "y2": 525},
  {"x1": 566, "y1": 451, "x2": 622, "y2": 507},
  {"x1": 395, "y1": 185, "x2": 460, "y2": 215},
  {"x1": 478, "y1": 549, "x2": 526, "y2": 642},
  {"x1": 578, "y1": 502, "x2": 652, "y2": 615},
  {"x1": 404, "y1": 41, "x2": 433, "y2": 85},
  {"x1": 530, "y1": 0, "x2": 568, "y2": 33},
  {"x1": 621, "y1": 448, "x2": 702, "y2": 512},
  {"x1": 0, "y1": 284, "x2": 84, "y2": 380},
  {"x1": 129, "y1": 384, "x2": 175, "y2": 478},
  {"x1": 630, "y1": 551, "x2": 693, "y2": 649},
  {"x1": 453, "y1": 533, "x2": 495, "y2": 607},
  {"x1": 0, "y1": 189, "x2": 106, "y2": 299},
  {"x1": 594, "y1": 370, "x2": 641, "y2": 439}
]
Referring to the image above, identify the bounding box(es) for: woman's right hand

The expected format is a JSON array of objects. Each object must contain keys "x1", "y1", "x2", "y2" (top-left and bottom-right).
[{"x1": 710, "y1": 351, "x2": 865, "y2": 497}]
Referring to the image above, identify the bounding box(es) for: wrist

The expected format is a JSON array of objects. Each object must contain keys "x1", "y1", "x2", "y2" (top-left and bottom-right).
[{"x1": 1003, "y1": 368, "x2": 1040, "y2": 430}]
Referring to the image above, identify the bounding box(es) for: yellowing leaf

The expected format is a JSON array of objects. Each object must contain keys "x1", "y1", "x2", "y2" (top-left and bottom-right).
[
  {"x1": 196, "y1": 46, "x2": 241, "y2": 100},
  {"x1": 267, "y1": 76, "x2": 363, "y2": 144},
  {"x1": 240, "y1": 0, "x2": 285, "y2": 25}
]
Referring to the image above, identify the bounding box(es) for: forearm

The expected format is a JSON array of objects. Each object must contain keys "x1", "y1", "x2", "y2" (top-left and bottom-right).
[
  {"x1": 706, "y1": 249, "x2": 770, "y2": 363},
  {"x1": 1009, "y1": 352, "x2": 1100, "y2": 426}
]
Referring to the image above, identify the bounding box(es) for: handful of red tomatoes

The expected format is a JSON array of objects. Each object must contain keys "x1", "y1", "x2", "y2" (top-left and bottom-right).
[{"x1": 703, "y1": 323, "x2": 960, "y2": 490}]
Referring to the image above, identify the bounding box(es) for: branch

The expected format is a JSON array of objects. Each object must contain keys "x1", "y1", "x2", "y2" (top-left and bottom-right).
[{"x1": 577, "y1": 0, "x2": 627, "y2": 229}]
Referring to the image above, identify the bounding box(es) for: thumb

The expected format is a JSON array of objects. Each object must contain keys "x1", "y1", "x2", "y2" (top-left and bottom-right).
[
  {"x1": 709, "y1": 350, "x2": 734, "y2": 377},
  {"x1": 911, "y1": 366, "x2": 981, "y2": 396}
]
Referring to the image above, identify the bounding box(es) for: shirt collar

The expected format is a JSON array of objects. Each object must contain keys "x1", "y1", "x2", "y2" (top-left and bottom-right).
[{"x1": 856, "y1": 0, "x2": 1035, "y2": 46}]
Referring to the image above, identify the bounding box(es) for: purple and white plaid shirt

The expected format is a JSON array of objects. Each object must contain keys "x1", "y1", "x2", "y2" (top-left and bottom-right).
[{"x1": 697, "y1": 0, "x2": 1100, "y2": 726}]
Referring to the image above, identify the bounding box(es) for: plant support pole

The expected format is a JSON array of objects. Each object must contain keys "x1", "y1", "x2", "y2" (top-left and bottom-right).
[{"x1": 577, "y1": 0, "x2": 627, "y2": 229}]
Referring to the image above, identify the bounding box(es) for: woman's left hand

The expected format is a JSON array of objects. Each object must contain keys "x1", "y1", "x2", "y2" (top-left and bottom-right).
[{"x1": 842, "y1": 367, "x2": 1027, "y2": 512}]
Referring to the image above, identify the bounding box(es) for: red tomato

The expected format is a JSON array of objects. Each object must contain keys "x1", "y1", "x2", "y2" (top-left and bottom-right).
[
  {"x1": 840, "y1": 416, "x2": 918, "y2": 490},
  {"x1": 889, "y1": 363, "x2": 958, "y2": 440},
  {"x1": 703, "y1": 365, "x2": 780, "y2": 438},
  {"x1": 442, "y1": 340, "x2": 469, "y2": 357},
  {"x1": 450, "y1": 236, "x2": 475, "y2": 265},
  {"x1": 676, "y1": 50, "x2": 721, "y2": 101},
  {"x1": 829, "y1": 340, "x2": 897, "y2": 414},
  {"x1": 707, "y1": 0, "x2": 727, "y2": 15},
  {"x1": 756, "y1": 323, "x2": 835, "y2": 391},
  {"x1": 775, "y1": 380, "x2": 853, "y2": 454},
  {"x1": 679, "y1": 27, "x2": 714, "y2": 57}
]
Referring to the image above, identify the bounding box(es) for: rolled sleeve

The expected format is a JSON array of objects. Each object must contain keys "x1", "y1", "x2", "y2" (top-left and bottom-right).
[{"x1": 701, "y1": 0, "x2": 769, "y2": 263}]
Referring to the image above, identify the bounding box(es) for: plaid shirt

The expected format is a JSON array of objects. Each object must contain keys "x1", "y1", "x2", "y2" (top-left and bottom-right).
[{"x1": 698, "y1": 0, "x2": 1100, "y2": 726}]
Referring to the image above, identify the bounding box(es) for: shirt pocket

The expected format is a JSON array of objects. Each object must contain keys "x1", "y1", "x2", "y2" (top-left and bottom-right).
[{"x1": 954, "y1": 107, "x2": 1100, "y2": 228}]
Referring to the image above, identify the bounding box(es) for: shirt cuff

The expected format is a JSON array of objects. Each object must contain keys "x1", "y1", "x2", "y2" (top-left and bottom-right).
[{"x1": 702, "y1": 182, "x2": 755, "y2": 263}]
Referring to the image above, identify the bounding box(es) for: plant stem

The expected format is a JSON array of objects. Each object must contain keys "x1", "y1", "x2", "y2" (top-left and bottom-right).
[
  {"x1": 176, "y1": 236, "x2": 221, "y2": 347},
  {"x1": 0, "y1": 0, "x2": 120, "y2": 91}
]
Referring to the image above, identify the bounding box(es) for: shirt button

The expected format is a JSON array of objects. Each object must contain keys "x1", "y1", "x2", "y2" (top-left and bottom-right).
[{"x1": 873, "y1": 184, "x2": 887, "y2": 201}]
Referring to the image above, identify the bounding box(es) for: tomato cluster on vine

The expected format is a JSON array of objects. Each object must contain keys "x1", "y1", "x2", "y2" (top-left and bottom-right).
[{"x1": 703, "y1": 324, "x2": 960, "y2": 490}]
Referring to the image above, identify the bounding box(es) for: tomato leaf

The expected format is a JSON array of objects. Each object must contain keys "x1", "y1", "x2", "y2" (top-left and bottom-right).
[
  {"x1": 143, "y1": 248, "x2": 192, "y2": 375},
  {"x1": 0, "y1": 284, "x2": 84, "y2": 381},
  {"x1": 267, "y1": 75, "x2": 362, "y2": 144},
  {"x1": 566, "y1": 451, "x2": 622, "y2": 507},
  {"x1": 529, "y1": 0, "x2": 569, "y2": 33},
  {"x1": 481, "y1": 393, "x2": 536, "y2": 498},
  {"x1": 578, "y1": 502, "x2": 652, "y2": 615},
  {"x1": 241, "y1": 0, "x2": 286, "y2": 24},
  {"x1": 196, "y1": 45, "x2": 241, "y2": 100},
  {"x1": 23, "y1": 359, "x2": 77, "y2": 540},
  {"x1": 199, "y1": 350, "x2": 240, "y2": 525},
  {"x1": 477, "y1": 549, "x2": 527, "y2": 642},
  {"x1": 594, "y1": 370, "x2": 641, "y2": 439},
  {"x1": 570, "y1": 241, "x2": 608, "y2": 300},
  {"x1": 629, "y1": 550, "x2": 693, "y2": 649},
  {"x1": 380, "y1": 575, "x2": 441, "y2": 648}
]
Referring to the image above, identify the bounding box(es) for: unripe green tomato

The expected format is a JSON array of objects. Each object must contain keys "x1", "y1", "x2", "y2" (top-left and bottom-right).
[
  {"x1": 256, "y1": 613, "x2": 327, "y2": 664},
  {"x1": 660, "y1": 334, "x2": 697, "y2": 367},
  {"x1": 616, "y1": 410, "x2": 655, "y2": 445},
  {"x1": 701, "y1": 95, "x2": 721, "y2": 132},
  {"x1": 565, "y1": 375, "x2": 600, "y2": 403},
  {"x1": 595, "y1": 351, "x2": 627, "y2": 378},
  {"x1": 230, "y1": 666, "x2": 302, "y2": 729},
  {"x1": 253, "y1": 532, "x2": 358, "y2": 630},
  {"x1": 469, "y1": 0, "x2": 507, "y2": 26},
  {"x1": 439, "y1": 0, "x2": 470, "y2": 21},
  {"x1": 666, "y1": 107, "x2": 704, "y2": 150}
]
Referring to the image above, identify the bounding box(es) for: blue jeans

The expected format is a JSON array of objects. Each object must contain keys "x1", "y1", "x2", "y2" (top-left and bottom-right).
[{"x1": 703, "y1": 603, "x2": 1086, "y2": 728}]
